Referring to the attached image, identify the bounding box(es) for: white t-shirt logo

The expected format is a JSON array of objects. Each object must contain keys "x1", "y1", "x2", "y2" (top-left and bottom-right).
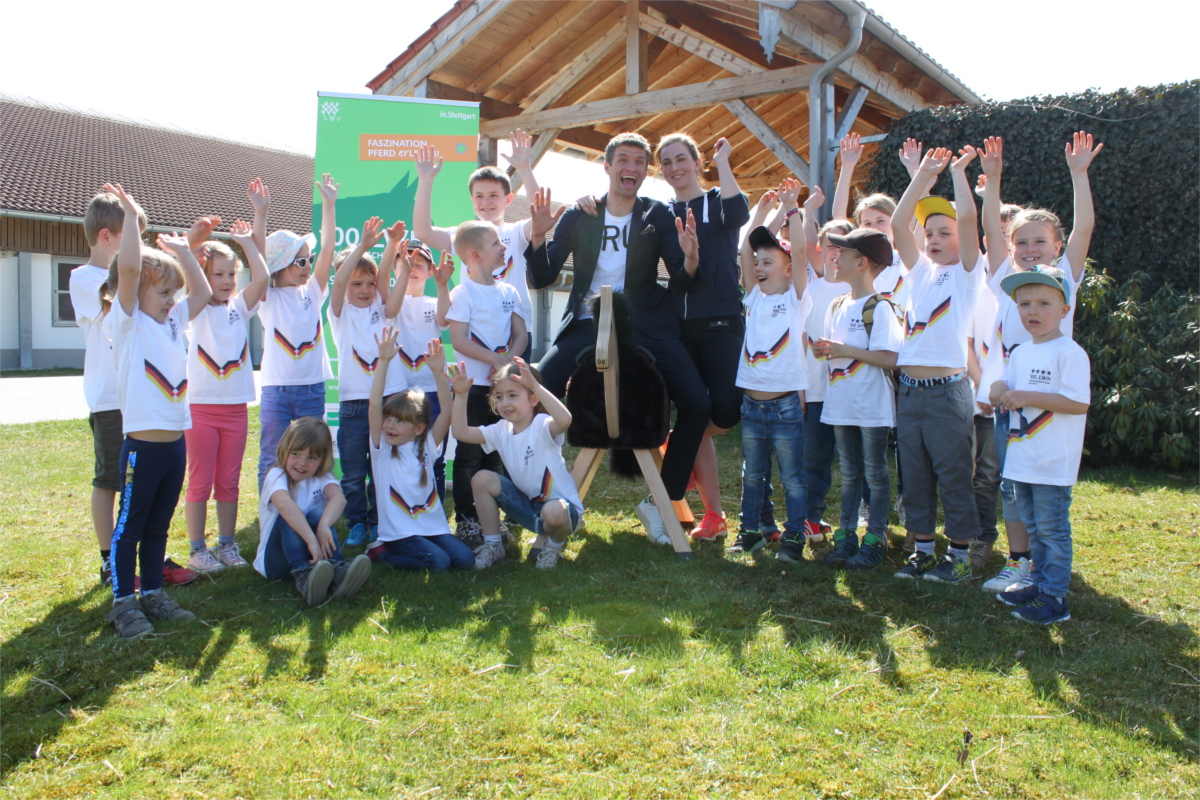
[
  {"x1": 228, "y1": 308, "x2": 241, "y2": 325},
  {"x1": 167, "y1": 317, "x2": 180, "y2": 341},
  {"x1": 1029, "y1": 368, "x2": 1053, "y2": 386},
  {"x1": 524, "y1": 445, "x2": 535, "y2": 466},
  {"x1": 602, "y1": 224, "x2": 629, "y2": 252},
  {"x1": 301, "y1": 295, "x2": 312, "y2": 311},
  {"x1": 771, "y1": 302, "x2": 788, "y2": 317}
]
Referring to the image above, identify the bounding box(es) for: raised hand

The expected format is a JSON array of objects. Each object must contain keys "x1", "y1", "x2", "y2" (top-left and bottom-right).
[
  {"x1": 751, "y1": 189, "x2": 778, "y2": 225},
  {"x1": 512, "y1": 357, "x2": 539, "y2": 391},
  {"x1": 530, "y1": 187, "x2": 566, "y2": 240},
  {"x1": 675, "y1": 207, "x2": 698, "y2": 262},
  {"x1": 447, "y1": 362, "x2": 474, "y2": 395},
  {"x1": 156, "y1": 231, "x2": 192, "y2": 257},
  {"x1": 425, "y1": 338, "x2": 446, "y2": 374},
  {"x1": 778, "y1": 176, "x2": 802, "y2": 207},
  {"x1": 375, "y1": 326, "x2": 400, "y2": 362},
  {"x1": 316, "y1": 173, "x2": 339, "y2": 205},
  {"x1": 803, "y1": 184, "x2": 826, "y2": 212},
  {"x1": 228, "y1": 219, "x2": 254, "y2": 245},
  {"x1": 712, "y1": 137, "x2": 733, "y2": 167},
  {"x1": 899, "y1": 138, "x2": 924, "y2": 174},
  {"x1": 840, "y1": 132, "x2": 863, "y2": 167},
  {"x1": 979, "y1": 136, "x2": 1003, "y2": 177},
  {"x1": 433, "y1": 251, "x2": 455, "y2": 285},
  {"x1": 1065, "y1": 130, "x2": 1104, "y2": 173},
  {"x1": 385, "y1": 219, "x2": 407, "y2": 244},
  {"x1": 975, "y1": 173, "x2": 988, "y2": 197},
  {"x1": 951, "y1": 144, "x2": 978, "y2": 173},
  {"x1": 501, "y1": 128, "x2": 532, "y2": 172},
  {"x1": 358, "y1": 217, "x2": 385, "y2": 251},
  {"x1": 415, "y1": 144, "x2": 444, "y2": 178},
  {"x1": 247, "y1": 178, "x2": 270, "y2": 213},
  {"x1": 103, "y1": 182, "x2": 144, "y2": 218},
  {"x1": 918, "y1": 147, "x2": 953, "y2": 175}
]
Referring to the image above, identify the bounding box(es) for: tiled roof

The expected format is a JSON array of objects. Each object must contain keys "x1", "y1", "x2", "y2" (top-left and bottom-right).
[{"x1": 0, "y1": 96, "x2": 315, "y2": 234}]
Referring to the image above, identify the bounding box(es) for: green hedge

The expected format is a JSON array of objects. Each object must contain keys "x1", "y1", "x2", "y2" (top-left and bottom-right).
[{"x1": 864, "y1": 82, "x2": 1199, "y2": 292}]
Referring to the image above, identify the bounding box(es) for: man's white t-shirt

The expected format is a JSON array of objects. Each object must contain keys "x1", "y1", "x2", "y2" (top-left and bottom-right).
[
  {"x1": 897, "y1": 252, "x2": 985, "y2": 370},
  {"x1": 479, "y1": 415, "x2": 584, "y2": 515},
  {"x1": 330, "y1": 298, "x2": 405, "y2": 401},
  {"x1": 391, "y1": 295, "x2": 446, "y2": 395},
  {"x1": 581, "y1": 210, "x2": 631, "y2": 318},
  {"x1": 258, "y1": 275, "x2": 333, "y2": 387},
  {"x1": 820, "y1": 294, "x2": 904, "y2": 428},
  {"x1": 736, "y1": 285, "x2": 813, "y2": 393},
  {"x1": 370, "y1": 433, "x2": 451, "y2": 540},
  {"x1": 69, "y1": 264, "x2": 120, "y2": 413},
  {"x1": 802, "y1": 265, "x2": 850, "y2": 403},
  {"x1": 446, "y1": 277, "x2": 521, "y2": 383},
  {"x1": 188, "y1": 295, "x2": 257, "y2": 405},
  {"x1": 254, "y1": 467, "x2": 338, "y2": 576},
  {"x1": 1002, "y1": 336, "x2": 1090, "y2": 487},
  {"x1": 104, "y1": 298, "x2": 192, "y2": 435}
]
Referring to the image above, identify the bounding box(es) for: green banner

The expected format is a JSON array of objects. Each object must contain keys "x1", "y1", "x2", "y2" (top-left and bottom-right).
[{"x1": 313, "y1": 92, "x2": 479, "y2": 472}]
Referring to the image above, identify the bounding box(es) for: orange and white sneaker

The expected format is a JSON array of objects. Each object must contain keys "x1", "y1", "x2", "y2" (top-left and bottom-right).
[{"x1": 690, "y1": 512, "x2": 728, "y2": 542}]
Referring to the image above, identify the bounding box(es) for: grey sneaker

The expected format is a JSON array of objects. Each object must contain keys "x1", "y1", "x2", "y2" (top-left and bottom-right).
[
  {"x1": 473, "y1": 542, "x2": 506, "y2": 570},
  {"x1": 895, "y1": 551, "x2": 937, "y2": 579},
  {"x1": 728, "y1": 531, "x2": 765, "y2": 555},
  {"x1": 108, "y1": 595, "x2": 154, "y2": 639},
  {"x1": 535, "y1": 547, "x2": 562, "y2": 570},
  {"x1": 968, "y1": 540, "x2": 994, "y2": 570},
  {"x1": 923, "y1": 554, "x2": 973, "y2": 585},
  {"x1": 296, "y1": 560, "x2": 335, "y2": 607},
  {"x1": 139, "y1": 590, "x2": 195, "y2": 621},
  {"x1": 188, "y1": 546, "x2": 226, "y2": 574},
  {"x1": 331, "y1": 555, "x2": 372, "y2": 599}
]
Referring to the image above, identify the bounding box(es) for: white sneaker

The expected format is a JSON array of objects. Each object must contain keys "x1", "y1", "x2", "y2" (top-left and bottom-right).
[
  {"x1": 188, "y1": 547, "x2": 225, "y2": 574},
  {"x1": 981, "y1": 557, "x2": 1033, "y2": 593},
  {"x1": 635, "y1": 498, "x2": 670, "y2": 544},
  {"x1": 214, "y1": 542, "x2": 249, "y2": 568},
  {"x1": 536, "y1": 547, "x2": 562, "y2": 570},
  {"x1": 473, "y1": 542, "x2": 506, "y2": 570}
]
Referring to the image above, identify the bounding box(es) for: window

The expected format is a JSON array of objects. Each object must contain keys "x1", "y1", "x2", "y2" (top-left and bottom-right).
[{"x1": 53, "y1": 257, "x2": 87, "y2": 326}]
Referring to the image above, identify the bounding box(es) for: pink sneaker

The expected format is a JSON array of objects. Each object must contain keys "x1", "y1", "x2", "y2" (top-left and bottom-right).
[{"x1": 690, "y1": 512, "x2": 728, "y2": 542}]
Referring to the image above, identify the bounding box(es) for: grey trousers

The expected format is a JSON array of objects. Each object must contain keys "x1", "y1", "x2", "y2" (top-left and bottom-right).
[
  {"x1": 973, "y1": 415, "x2": 1001, "y2": 545},
  {"x1": 896, "y1": 378, "x2": 981, "y2": 540}
]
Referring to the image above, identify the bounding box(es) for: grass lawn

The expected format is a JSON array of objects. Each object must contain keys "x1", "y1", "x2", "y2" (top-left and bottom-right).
[{"x1": 1, "y1": 417, "x2": 1196, "y2": 799}]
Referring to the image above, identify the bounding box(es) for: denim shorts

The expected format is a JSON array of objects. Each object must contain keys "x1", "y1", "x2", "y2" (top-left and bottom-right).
[{"x1": 495, "y1": 474, "x2": 582, "y2": 536}]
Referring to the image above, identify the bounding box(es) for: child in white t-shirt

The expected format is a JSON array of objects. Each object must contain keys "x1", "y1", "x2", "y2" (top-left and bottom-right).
[
  {"x1": 69, "y1": 189, "x2": 146, "y2": 587},
  {"x1": 989, "y1": 268, "x2": 1090, "y2": 624},
  {"x1": 100, "y1": 183, "x2": 211, "y2": 639},
  {"x1": 364, "y1": 329, "x2": 473, "y2": 571},
  {"x1": 449, "y1": 359, "x2": 583, "y2": 570},
  {"x1": 732, "y1": 189, "x2": 812, "y2": 562},
  {"x1": 328, "y1": 217, "x2": 407, "y2": 548},
  {"x1": 813, "y1": 228, "x2": 905, "y2": 572},
  {"x1": 445, "y1": 221, "x2": 528, "y2": 541},
  {"x1": 385, "y1": 240, "x2": 453, "y2": 501},
  {"x1": 255, "y1": 417, "x2": 371, "y2": 606},
  {"x1": 256, "y1": 173, "x2": 338, "y2": 490},
  {"x1": 414, "y1": 130, "x2": 541, "y2": 357}
]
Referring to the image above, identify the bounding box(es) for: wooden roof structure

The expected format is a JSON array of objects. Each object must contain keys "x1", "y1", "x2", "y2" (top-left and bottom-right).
[{"x1": 366, "y1": 0, "x2": 977, "y2": 211}]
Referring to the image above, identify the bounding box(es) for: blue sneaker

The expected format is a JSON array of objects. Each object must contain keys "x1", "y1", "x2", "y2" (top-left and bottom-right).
[
  {"x1": 345, "y1": 523, "x2": 370, "y2": 548},
  {"x1": 996, "y1": 583, "x2": 1041, "y2": 607},
  {"x1": 923, "y1": 554, "x2": 972, "y2": 585},
  {"x1": 1013, "y1": 594, "x2": 1070, "y2": 624},
  {"x1": 824, "y1": 529, "x2": 859, "y2": 567},
  {"x1": 368, "y1": 524, "x2": 379, "y2": 543}
]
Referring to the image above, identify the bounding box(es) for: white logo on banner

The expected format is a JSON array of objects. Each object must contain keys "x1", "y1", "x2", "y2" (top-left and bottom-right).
[{"x1": 321, "y1": 101, "x2": 341, "y2": 122}]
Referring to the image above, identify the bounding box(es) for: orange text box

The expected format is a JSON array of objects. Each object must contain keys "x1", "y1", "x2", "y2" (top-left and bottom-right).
[{"x1": 359, "y1": 135, "x2": 477, "y2": 162}]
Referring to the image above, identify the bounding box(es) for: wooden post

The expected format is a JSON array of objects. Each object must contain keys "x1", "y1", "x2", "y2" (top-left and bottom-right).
[
  {"x1": 625, "y1": 2, "x2": 648, "y2": 95},
  {"x1": 478, "y1": 137, "x2": 497, "y2": 168}
]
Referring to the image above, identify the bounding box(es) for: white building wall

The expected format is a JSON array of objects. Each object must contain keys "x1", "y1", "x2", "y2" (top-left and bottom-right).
[
  {"x1": 0, "y1": 253, "x2": 18, "y2": 352},
  {"x1": 32, "y1": 253, "x2": 85, "y2": 351}
]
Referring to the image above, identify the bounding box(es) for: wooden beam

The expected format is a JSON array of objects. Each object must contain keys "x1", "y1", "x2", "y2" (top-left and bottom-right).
[
  {"x1": 724, "y1": 99, "x2": 809, "y2": 184},
  {"x1": 625, "y1": 3, "x2": 649, "y2": 95},
  {"x1": 643, "y1": 1, "x2": 798, "y2": 71},
  {"x1": 466, "y1": 1, "x2": 590, "y2": 94},
  {"x1": 481, "y1": 62, "x2": 818, "y2": 138},
  {"x1": 376, "y1": 0, "x2": 514, "y2": 98},
  {"x1": 556, "y1": 127, "x2": 616, "y2": 157},
  {"x1": 478, "y1": 137, "x2": 497, "y2": 168},
  {"x1": 834, "y1": 85, "x2": 869, "y2": 143},
  {"x1": 523, "y1": 20, "x2": 625, "y2": 114},
  {"x1": 414, "y1": 78, "x2": 524, "y2": 120},
  {"x1": 774, "y1": 7, "x2": 927, "y2": 113},
  {"x1": 508, "y1": 128, "x2": 561, "y2": 194},
  {"x1": 502, "y1": 5, "x2": 627, "y2": 106},
  {"x1": 638, "y1": 13, "x2": 760, "y2": 77}
]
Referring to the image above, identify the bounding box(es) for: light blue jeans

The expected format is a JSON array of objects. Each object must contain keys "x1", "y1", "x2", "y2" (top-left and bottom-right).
[
  {"x1": 1014, "y1": 481, "x2": 1074, "y2": 598},
  {"x1": 739, "y1": 393, "x2": 807, "y2": 536},
  {"x1": 834, "y1": 425, "x2": 891, "y2": 536},
  {"x1": 994, "y1": 409, "x2": 1021, "y2": 522},
  {"x1": 258, "y1": 382, "x2": 327, "y2": 490}
]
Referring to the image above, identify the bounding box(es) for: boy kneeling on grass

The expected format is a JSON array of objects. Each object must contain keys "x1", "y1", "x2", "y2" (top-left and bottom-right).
[{"x1": 989, "y1": 266, "x2": 1090, "y2": 624}]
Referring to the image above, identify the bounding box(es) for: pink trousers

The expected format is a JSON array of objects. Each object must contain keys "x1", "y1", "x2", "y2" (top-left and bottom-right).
[{"x1": 185, "y1": 403, "x2": 248, "y2": 503}]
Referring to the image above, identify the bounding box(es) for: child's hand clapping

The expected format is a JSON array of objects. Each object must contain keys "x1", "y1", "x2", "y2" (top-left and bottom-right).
[
  {"x1": 375, "y1": 326, "x2": 400, "y2": 362},
  {"x1": 447, "y1": 362, "x2": 474, "y2": 395},
  {"x1": 433, "y1": 251, "x2": 455, "y2": 285},
  {"x1": 425, "y1": 338, "x2": 446, "y2": 374}
]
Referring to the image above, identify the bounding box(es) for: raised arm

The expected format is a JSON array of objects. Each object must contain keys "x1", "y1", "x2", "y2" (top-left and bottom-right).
[
  {"x1": 979, "y1": 137, "x2": 1008, "y2": 275},
  {"x1": 157, "y1": 232, "x2": 212, "y2": 320},
  {"x1": 712, "y1": 137, "x2": 743, "y2": 199},
  {"x1": 892, "y1": 147, "x2": 951, "y2": 269},
  {"x1": 802, "y1": 187, "x2": 825, "y2": 277},
  {"x1": 502, "y1": 129, "x2": 540, "y2": 232},
  {"x1": 516, "y1": 357, "x2": 572, "y2": 436},
  {"x1": 525, "y1": 187, "x2": 570, "y2": 289},
  {"x1": 313, "y1": 173, "x2": 339, "y2": 288},
  {"x1": 230, "y1": 220, "x2": 270, "y2": 311},
  {"x1": 1063, "y1": 130, "x2": 1103, "y2": 283},
  {"x1": 248, "y1": 178, "x2": 269, "y2": 254},
  {"x1": 329, "y1": 216, "x2": 383, "y2": 318},
  {"x1": 951, "y1": 145, "x2": 981, "y2": 272},
  {"x1": 425, "y1": 339, "x2": 453, "y2": 445},
  {"x1": 433, "y1": 252, "x2": 453, "y2": 328},
  {"x1": 447, "y1": 363, "x2": 486, "y2": 445},
  {"x1": 105, "y1": 182, "x2": 144, "y2": 317},
  {"x1": 185, "y1": 215, "x2": 221, "y2": 256},
  {"x1": 832, "y1": 132, "x2": 862, "y2": 221},
  {"x1": 778, "y1": 177, "x2": 807, "y2": 299},
  {"x1": 369, "y1": 326, "x2": 399, "y2": 448},
  {"x1": 413, "y1": 145, "x2": 455, "y2": 254},
  {"x1": 509, "y1": 313, "x2": 528, "y2": 365},
  {"x1": 383, "y1": 227, "x2": 413, "y2": 319},
  {"x1": 377, "y1": 220, "x2": 405, "y2": 309},
  {"x1": 742, "y1": 191, "x2": 778, "y2": 291}
]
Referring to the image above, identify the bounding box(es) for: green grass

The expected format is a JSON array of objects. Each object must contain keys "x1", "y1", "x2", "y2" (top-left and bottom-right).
[
  {"x1": 0, "y1": 368, "x2": 83, "y2": 378},
  {"x1": 2, "y1": 418, "x2": 1197, "y2": 799}
]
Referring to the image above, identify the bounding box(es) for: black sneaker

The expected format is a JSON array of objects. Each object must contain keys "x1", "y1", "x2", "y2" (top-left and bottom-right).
[
  {"x1": 776, "y1": 535, "x2": 806, "y2": 564},
  {"x1": 845, "y1": 531, "x2": 886, "y2": 571},
  {"x1": 923, "y1": 554, "x2": 972, "y2": 585},
  {"x1": 728, "y1": 532, "x2": 765, "y2": 555},
  {"x1": 823, "y1": 529, "x2": 859, "y2": 567},
  {"x1": 455, "y1": 517, "x2": 484, "y2": 549},
  {"x1": 894, "y1": 551, "x2": 937, "y2": 579}
]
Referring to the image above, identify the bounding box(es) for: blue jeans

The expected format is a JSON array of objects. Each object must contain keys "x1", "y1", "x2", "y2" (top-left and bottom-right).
[
  {"x1": 259, "y1": 382, "x2": 327, "y2": 490},
  {"x1": 493, "y1": 474, "x2": 582, "y2": 536},
  {"x1": 834, "y1": 426, "x2": 891, "y2": 536},
  {"x1": 1014, "y1": 481, "x2": 1073, "y2": 598},
  {"x1": 378, "y1": 534, "x2": 475, "y2": 572},
  {"x1": 262, "y1": 508, "x2": 345, "y2": 579},
  {"x1": 994, "y1": 410, "x2": 1020, "y2": 522},
  {"x1": 337, "y1": 399, "x2": 376, "y2": 527},
  {"x1": 739, "y1": 393, "x2": 807, "y2": 535},
  {"x1": 803, "y1": 400, "x2": 835, "y2": 524}
]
